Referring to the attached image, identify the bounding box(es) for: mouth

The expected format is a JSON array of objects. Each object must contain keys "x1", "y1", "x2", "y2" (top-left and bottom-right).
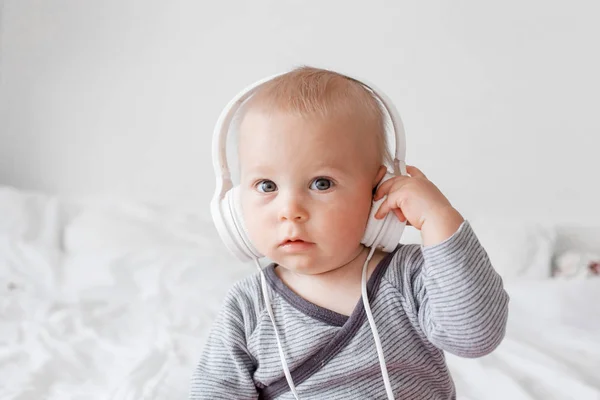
[
  {"x1": 280, "y1": 238, "x2": 307, "y2": 245},
  {"x1": 278, "y1": 238, "x2": 315, "y2": 251}
]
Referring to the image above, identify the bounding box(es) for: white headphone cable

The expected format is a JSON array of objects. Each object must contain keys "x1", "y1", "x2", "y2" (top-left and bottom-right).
[
  {"x1": 362, "y1": 239, "x2": 395, "y2": 400},
  {"x1": 254, "y1": 259, "x2": 301, "y2": 400}
]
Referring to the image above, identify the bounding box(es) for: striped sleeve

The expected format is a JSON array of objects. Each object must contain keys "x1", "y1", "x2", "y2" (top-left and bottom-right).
[
  {"x1": 189, "y1": 284, "x2": 259, "y2": 400},
  {"x1": 394, "y1": 220, "x2": 509, "y2": 358}
]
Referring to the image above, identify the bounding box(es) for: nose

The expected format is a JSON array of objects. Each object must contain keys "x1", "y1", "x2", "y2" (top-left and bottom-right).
[{"x1": 277, "y1": 193, "x2": 309, "y2": 222}]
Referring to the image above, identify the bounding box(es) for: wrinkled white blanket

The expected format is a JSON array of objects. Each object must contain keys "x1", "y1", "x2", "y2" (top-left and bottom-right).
[{"x1": 1, "y1": 187, "x2": 599, "y2": 399}]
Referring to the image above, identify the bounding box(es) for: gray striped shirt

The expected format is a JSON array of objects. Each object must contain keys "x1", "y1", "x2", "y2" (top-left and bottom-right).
[{"x1": 190, "y1": 221, "x2": 509, "y2": 399}]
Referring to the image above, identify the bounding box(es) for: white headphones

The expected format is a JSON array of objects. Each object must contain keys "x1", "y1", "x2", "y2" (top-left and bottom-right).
[{"x1": 211, "y1": 71, "x2": 409, "y2": 262}]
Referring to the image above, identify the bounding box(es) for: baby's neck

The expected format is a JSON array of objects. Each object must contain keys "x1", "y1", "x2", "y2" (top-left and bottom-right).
[{"x1": 274, "y1": 247, "x2": 387, "y2": 316}]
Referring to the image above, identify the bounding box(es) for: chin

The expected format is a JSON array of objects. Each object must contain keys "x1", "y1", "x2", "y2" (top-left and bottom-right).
[{"x1": 275, "y1": 254, "x2": 322, "y2": 274}]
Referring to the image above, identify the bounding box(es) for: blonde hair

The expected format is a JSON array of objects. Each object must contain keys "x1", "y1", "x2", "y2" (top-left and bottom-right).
[{"x1": 237, "y1": 66, "x2": 393, "y2": 167}]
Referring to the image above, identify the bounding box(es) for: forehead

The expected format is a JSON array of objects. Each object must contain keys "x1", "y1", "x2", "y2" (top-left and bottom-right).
[{"x1": 237, "y1": 110, "x2": 378, "y2": 172}]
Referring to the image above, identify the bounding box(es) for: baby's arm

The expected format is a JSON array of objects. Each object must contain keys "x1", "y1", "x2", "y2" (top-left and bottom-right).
[
  {"x1": 189, "y1": 287, "x2": 258, "y2": 399},
  {"x1": 394, "y1": 220, "x2": 509, "y2": 358}
]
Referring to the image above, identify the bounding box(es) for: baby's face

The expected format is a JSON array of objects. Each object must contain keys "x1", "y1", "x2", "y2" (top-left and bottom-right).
[{"x1": 238, "y1": 110, "x2": 382, "y2": 275}]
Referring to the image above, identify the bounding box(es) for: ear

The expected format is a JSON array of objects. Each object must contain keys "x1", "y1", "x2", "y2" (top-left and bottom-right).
[{"x1": 372, "y1": 165, "x2": 388, "y2": 195}]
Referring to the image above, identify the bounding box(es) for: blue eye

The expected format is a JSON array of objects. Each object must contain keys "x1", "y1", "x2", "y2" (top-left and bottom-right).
[
  {"x1": 257, "y1": 180, "x2": 277, "y2": 193},
  {"x1": 310, "y1": 178, "x2": 333, "y2": 191}
]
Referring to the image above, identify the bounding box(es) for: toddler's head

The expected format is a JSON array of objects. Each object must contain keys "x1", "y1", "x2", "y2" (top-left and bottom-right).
[{"x1": 236, "y1": 66, "x2": 392, "y2": 274}]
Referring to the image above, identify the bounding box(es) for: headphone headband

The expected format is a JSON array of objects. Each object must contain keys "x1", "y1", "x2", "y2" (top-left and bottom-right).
[{"x1": 212, "y1": 71, "x2": 407, "y2": 199}]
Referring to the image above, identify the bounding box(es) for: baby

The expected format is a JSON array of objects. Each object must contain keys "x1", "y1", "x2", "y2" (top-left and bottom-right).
[{"x1": 190, "y1": 67, "x2": 509, "y2": 399}]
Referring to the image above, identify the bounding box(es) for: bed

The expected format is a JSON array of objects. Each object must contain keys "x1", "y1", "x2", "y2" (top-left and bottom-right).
[{"x1": 1, "y1": 186, "x2": 599, "y2": 400}]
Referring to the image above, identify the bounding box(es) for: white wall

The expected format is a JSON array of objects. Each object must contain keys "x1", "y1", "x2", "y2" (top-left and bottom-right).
[{"x1": 1, "y1": 0, "x2": 598, "y2": 223}]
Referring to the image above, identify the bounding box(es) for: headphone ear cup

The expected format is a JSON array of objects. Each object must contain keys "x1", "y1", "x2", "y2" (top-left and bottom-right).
[
  {"x1": 228, "y1": 186, "x2": 263, "y2": 259},
  {"x1": 361, "y1": 173, "x2": 406, "y2": 252},
  {"x1": 215, "y1": 186, "x2": 263, "y2": 261}
]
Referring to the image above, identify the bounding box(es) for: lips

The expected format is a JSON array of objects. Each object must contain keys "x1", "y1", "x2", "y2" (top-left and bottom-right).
[
  {"x1": 279, "y1": 238, "x2": 308, "y2": 246},
  {"x1": 278, "y1": 237, "x2": 315, "y2": 252}
]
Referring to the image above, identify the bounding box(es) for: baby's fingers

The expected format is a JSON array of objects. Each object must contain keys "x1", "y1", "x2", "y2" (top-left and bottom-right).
[
  {"x1": 374, "y1": 198, "x2": 392, "y2": 219},
  {"x1": 373, "y1": 176, "x2": 407, "y2": 201},
  {"x1": 393, "y1": 209, "x2": 408, "y2": 223},
  {"x1": 374, "y1": 189, "x2": 403, "y2": 219}
]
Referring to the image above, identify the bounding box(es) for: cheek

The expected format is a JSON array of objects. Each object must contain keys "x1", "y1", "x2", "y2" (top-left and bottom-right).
[{"x1": 321, "y1": 192, "x2": 373, "y2": 244}]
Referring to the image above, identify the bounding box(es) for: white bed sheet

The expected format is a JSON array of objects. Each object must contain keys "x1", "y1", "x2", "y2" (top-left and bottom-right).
[
  {"x1": 448, "y1": 279, "x2": 600, "y2": 400},
  {"x1": 1, "y1": 188, "x2": 599, "y2": 400}
]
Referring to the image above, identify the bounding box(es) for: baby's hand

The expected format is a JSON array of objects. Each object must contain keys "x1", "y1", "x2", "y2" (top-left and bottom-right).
[{"x1": 374, "y1": 165, "x2": 464, "y2": 246}]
